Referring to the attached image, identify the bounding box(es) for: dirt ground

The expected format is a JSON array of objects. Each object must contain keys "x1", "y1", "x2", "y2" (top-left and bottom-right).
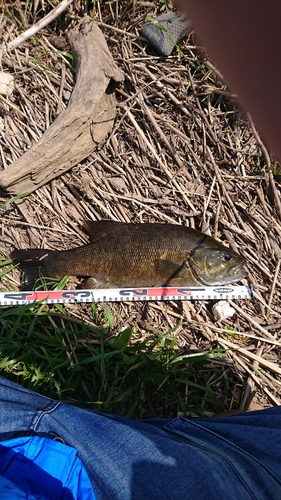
[{"x1": 0, "y1": 1, "x2": 280, "y2": 414}]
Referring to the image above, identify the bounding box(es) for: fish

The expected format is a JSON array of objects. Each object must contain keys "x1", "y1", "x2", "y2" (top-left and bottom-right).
[{"x1": 10, "y1": 220, "x2": 247, "y2": 290}]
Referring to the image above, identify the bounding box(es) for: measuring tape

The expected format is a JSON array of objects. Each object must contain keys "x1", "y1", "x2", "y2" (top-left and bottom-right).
[{"x1": 0, "y1": 285, "x2": 252, "y2": 305}]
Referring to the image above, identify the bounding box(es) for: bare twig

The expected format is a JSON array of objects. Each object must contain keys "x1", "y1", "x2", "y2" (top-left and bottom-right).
[
  {"x1": 7, "y1": 0, "x2": 75, "y2": 52},
  {"x1": 220, "y1": 338, "x2": 281, "y2": 376},
  {"x1": 267, "y1": 258, "x2": 281, "y2": 309},
  {"x1": 228, "y1": 300, "x2": 279, "y2": 342},
  {"x1": 248, "y1": 115, "x2": 281, "y2": 219},
  {"x1": 126, "y1": 107, "x2": 197, "y2": 212}
]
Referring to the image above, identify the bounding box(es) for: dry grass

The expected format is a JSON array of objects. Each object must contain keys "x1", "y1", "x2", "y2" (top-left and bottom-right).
[{"x1": 0, "y1": 0, "x2": 280, "y2": 414}]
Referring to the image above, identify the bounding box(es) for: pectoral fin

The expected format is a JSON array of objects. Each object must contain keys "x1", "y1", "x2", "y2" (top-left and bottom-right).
[
  {"x1": 83, "y1": 277, "x2": 114, "y2": 289},
  {"x1": 154, "y1": 259, "x2": 199, "y2": 286},
  {"x1": 154, "y1": 259, "x2": 187, "y2": 278}
]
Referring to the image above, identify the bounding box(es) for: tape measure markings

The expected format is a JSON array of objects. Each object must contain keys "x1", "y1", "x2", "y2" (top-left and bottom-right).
[{"x1": 0, "y1": 285, "x2": 252, "y2": 305}]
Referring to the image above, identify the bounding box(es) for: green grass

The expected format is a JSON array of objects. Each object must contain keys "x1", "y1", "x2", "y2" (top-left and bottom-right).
[
  {"x1": 0, "y1": 251, "x2": 227, "y2": 419},
  {"x1": 0, "y1": 292, "x2": 225, "y2": 418}
]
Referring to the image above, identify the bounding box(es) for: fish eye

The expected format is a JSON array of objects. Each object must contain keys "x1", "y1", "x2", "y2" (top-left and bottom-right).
[{"x1": 222, "y1": 254, "x2": 232, "y2": 262}]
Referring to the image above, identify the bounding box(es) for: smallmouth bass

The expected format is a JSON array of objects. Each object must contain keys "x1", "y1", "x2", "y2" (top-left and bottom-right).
[{"x1": 11, "y1": 220, "x2": 247, "y2": 290}]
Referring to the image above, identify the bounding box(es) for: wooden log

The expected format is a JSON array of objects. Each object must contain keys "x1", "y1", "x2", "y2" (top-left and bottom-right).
[{"x1": 0, "y1": 16, "x2": 123, "y2": 194}]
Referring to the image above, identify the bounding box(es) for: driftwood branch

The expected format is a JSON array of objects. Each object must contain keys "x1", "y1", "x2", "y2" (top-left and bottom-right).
[{"x1": 0, "y1": 16, "x2": 123, "y2": 194}]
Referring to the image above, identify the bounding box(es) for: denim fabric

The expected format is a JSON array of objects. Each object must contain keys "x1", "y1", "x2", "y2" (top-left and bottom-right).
[{"x1": 0, "y1": 375, "x2": 280, "y2": 500}]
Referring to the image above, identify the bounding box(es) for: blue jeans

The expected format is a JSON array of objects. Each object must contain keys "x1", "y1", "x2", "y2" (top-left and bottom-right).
[{"x1": 0, "y1": 375, "x2": 280, "y2": 500}]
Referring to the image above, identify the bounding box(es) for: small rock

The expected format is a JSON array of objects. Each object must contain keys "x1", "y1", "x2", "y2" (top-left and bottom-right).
[
  {"x1": 49, "y1": 36, "x2": 67, "y2": 51},
  {"x1": 0, "y1": 72, "x2": 14, "y2": 96},
  {"x1": 109, "y1": 177, "x2": 127, "y2": 192},
  {"x1": 212, "y1": 300, "x2": 236, "y2": 322},
  {"x1": 63, "y1": 90, "x2": 71, "y2": 101}
]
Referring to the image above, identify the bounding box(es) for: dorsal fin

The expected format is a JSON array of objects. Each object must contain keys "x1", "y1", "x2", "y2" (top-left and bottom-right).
[{"x1": 83, "y1": 220, "x2": 127, "y2": 243}]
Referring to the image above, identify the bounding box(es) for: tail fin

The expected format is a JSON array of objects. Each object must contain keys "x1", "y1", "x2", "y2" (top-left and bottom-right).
[{"x1": 11, "y1": 249, "x2": 56, "y2": 290}]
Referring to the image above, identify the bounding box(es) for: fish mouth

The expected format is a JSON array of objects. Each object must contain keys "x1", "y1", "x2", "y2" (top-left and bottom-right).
[{"x1": 228, "y1": 260, "x2": 247, "y2": 280}]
